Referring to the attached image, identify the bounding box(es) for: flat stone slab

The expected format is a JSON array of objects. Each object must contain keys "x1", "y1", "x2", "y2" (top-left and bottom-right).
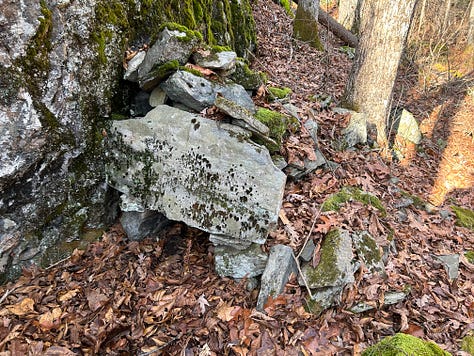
[
  {"x1": 257, "y1": 244, "x2": 297, "y2": 310},
  {"x1": 106, "y1": 105, "x2": 286, "y2": 244}
]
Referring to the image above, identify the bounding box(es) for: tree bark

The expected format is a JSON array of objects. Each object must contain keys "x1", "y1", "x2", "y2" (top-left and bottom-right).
[
  {"x1": 337, "y1": 0, "x2": 361, "y2": 32},
  {"x1": 341, "y1": 0, "x2": 418, "y2": 147},
  {"x1": 468, "y1": 0, "x2": 474, "y2": 45},
  {"x1": 318, "y1": 7, "x2": 358, "y2": 48}
]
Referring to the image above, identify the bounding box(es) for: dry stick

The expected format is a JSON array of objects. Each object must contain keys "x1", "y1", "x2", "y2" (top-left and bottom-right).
[{"x1": 296, "y1": 205, "x2": 322, "y2": 260}]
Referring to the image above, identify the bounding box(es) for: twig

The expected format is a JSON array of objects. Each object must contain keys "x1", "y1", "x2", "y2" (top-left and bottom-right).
[
  {"x1": 296, "y1": 205, "x2": 322, "y2": 260},
  {"x1": 292, "y1": 253, "x2": 313, "y2": 300},
  {"x1": 0, "y1": 289, "x2": 12, "y2": 305}
]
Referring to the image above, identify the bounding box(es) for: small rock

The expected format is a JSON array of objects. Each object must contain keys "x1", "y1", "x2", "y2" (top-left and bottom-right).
[
  {"x1": 396, "y1": 109, "x2": 421, "y2": 144},
  {"x1": 149, "y1": 87, "x2": 167, "y2": 107},
  {"x1": 304, "y1": 120, "x2": 318, "y2": 146},
  {"x1": 335, "y1": 108, "x2": 367, "y2": 147},
  {"x1": 138, "y1": 27, "x2": 198, "y2": 81},
  {"x1": 120, "y1": 210, "x2": 170, "y2": 241},
  {"x1": 433, "y1": 254, "x2": 459, "y2": 280},
  {"x1": 209, "y1": 234, "x2": 252, "y2": 250},
  {"x1": 299, "y1": 239, "x2": 315, "y2": 262},
  {"x1": 257, "y1": 245, "x2": 297, "y2": 310},
  {"x1": 272, "y1": 155, "x2": 288, "y2": 170},
  {"x1": 284, "y1": 148, "x2": 326, "y2": 180},
  {"x1": 352, "y1": 231, "x2": 385, "y2": 274},
  {"x1": 214, "y1": 244, "x2": 268, "y2": 278},
  {"x1": 193, "y1": 50, "x2": 237, "y2": 71},
  {"x1": 160, "y1": 70, "x2": 255, "y2": 112},
  {"x1": 215, "y1": 95, "x2": 269, "y2": 136},
  {"x1": 299, "y1": 229, "x2": 354, "y2": 289},
  {"x1": 123, "y1": 51, "x2": 146, "y2": 82}
]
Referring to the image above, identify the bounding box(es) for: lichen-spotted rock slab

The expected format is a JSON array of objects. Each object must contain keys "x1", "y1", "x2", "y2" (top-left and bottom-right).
[{"x1": 106, "y1": 105, "x2": 286, "y2": 244}]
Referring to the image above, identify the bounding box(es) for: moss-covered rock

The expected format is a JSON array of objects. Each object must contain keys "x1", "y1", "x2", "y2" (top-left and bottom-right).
[
  {"x1": 230, "y1": 59, "x2": 267, "y2": 90},
  {"x1": 293, "y1": 0, "x2": 323, "y2": 50},
  {"x1": 451, "y1": 205, "x2": 474, "y2": 230},
  {"x1": 362, "y1": 333, "x2": 451, "y2": 356},
  {"x1": 322, "y1": 186, "x2": 386, "y2": 217},
  {"x1": 268, "y1": 86, "x2": 292, "y2": 100},
  {"x1": 0, "y1": 0, "x2": 257, "y2": 282},
  {"x1": 253, "y1": 107, "x2": 300, "y2": 152}
]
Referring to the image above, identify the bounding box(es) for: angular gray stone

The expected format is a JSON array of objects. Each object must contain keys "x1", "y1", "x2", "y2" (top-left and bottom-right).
[
  {"x1": 352, "y1": 231, "x2": 385, "y2": 274},
  {"x1": 214, "y1": 244, "x2": 268, "y2": 278},
  {"x1": 137, "y1": 27, "x2": 197, "y2": 82},
  {"x1": 193, "y1": 50, "x2": 237, "y2": 71},
  {"x1": 123, "y1": 51, "x2": 146, "y2": 82},
  {"x1": 120, "y1": 210, "x2": 170, "y2": 241},
  {"x1": 307, "y1": 286, "x2": 343, "y2": 316},
  {"x1": 299, "y1": 229, "x2": 354, "y2": 289},
  {"x1": 285, "y1": 148, "x2": 326, "y2": 180},
  {"x1": 131, "y1": 91, "x2": 152, "y2": 117},
  {"x1": 299, "y1": 239, "x2": 316, "y2": 262},
  {"x1": 214, "y1": 95, "x2": 269, "y2": 136},
  {"x1": 160, "y1": 71, "x2": 255, "y2": 112},
  {"x1": 149, "y1": 87, "x2": 167, "y2": 107},
  {"x1": 106, "y1": 105, "x2": 286, "y2": 245},
  {"x1": 257, "y1": 245, "x2": 297, "y2": 310},
  {"x1": 433, "y1": 254, "x2": 459, "y2": 280},
  {"x1": 335, "y1": 108, "x2": 367, "y2": 147},
  {"x1": 396, "y1": 109, "x2": 421, "y2": 144}
]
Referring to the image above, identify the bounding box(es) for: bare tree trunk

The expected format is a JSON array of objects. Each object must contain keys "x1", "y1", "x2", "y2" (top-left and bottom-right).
[
  {"x1": 441, "y1": 0, "x2": 452, "y2": 36},
  {"x1": 417, "y1": 0, "x2": 427, "y2": 33},
  {"x1": 293, "y1": 0, "x2": 323, "y2": 49},
  {"x1": 468, "y1": 0, "x2": 474, "y2": 45},
  {"x1": 342, "y1": 0, "x2": 418, "y2": 147},
  {"x1": 338, "y1": 0, "x2": 360, "y2": 31}
]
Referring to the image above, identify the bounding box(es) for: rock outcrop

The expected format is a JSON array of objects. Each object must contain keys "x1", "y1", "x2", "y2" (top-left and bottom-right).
[{"x1": 0, "y1": 0, "x2": 256, "y2": 281}]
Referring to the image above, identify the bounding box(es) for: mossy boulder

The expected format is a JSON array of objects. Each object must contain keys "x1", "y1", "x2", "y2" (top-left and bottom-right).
[
  {"x1": 254, "y1": 107, "x2": 300, "y2": 151},
  {"x1": 362, "y1": 333, "x2": 451, "y2": 356},
  {"x1": 322, "y1": 186, "x2": 386, "y2": 217},
  {"x1": 293, "y1": 0, "x2": 323, "y2": 50},
  {"x1": 0, "y1": 0, "x2": 257, "y2": 282},
  {"x1": 230, "y1": 59, "x2": 268, "y2": 90},
  {"x1": 268, "y1": 86, "x2": 292, "y2": 100}
]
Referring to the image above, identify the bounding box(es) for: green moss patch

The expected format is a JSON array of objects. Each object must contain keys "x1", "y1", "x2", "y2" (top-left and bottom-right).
[
  {"x1": 362, "y1": 333, "x2": 451, "y2": 356},
  {"x1": 451, "y1": 205, "x2": 474, "y2": 230},
  {"x1": 254, "y1": 108, "x2": 300, "y2": 152},
  {"x1": 322, "y1": 186, "x2": 386, "y2": 217},
  {"x1": 461, "y1": 335, "x2": 474, "y2": 354},
  {"x1": 268, "y1": 86, "x2": 292, "y2": 100},
  {"x1": 159, "y1": 22, "x2": 203, "y2": 42},
  {"x1": 465, "y1": 251, "x2": 474, "y2": 264},
  {"x1": 230, "y1": 59, "x2": 267, "y2": 90}
]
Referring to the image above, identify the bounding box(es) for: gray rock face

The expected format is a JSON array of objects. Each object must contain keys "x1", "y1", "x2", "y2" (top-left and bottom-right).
[
  {"x1": 137, "y1": 28, "x2": 198, "y2": 83},
  {"x1": 0, "y1": 0, "x2": 257, "y2": 281},
  {"x1": 123, "y1": 51, "x2": 146, "y2": 82},
  {"x1": 214, "y1": 244, "x2": 268, "y2": 278},
  {"x1": 160, "y1": 71, "x2": 255, "y2": 112},
  {"x1": 106, "y1": 105, "x2": 286, "y2": 245},
  {"x1": 120, "y1": 210, "x2": 170, "y2": 241},
  {"x1": 257, "y1": 245, "x2": 297, "y2": 310}
]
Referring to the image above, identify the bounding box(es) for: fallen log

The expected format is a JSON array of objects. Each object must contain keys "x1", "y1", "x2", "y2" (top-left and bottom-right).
[{"x1": 318, "y1": 7, "x2": 358, "y2": 48}]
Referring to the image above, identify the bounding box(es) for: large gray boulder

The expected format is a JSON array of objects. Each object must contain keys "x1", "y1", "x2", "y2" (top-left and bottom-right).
[
  {"x1": 160, "y1": 70, "x2": 256, "y2": 112},
  {"x1": 0, "y1": 0, "x2": 256, "y2": 281},
  {"x1": 106, "y1": 105, "x2": 286, "y2": 245}
]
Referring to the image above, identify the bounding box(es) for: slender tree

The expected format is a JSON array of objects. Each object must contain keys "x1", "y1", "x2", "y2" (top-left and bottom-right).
[
  {"x1": 342, "y1": 0, "x2": 418, "y2": 147},
  {"x1": 338, "y1": 0, "x2": 362, "y2": 33},
  {"x1": 468, "y1": 0, "x2": 474, "y2": 46}
]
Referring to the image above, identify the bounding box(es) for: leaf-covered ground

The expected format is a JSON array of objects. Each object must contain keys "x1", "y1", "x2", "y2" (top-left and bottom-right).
[{"x1": 0, "y1": 1, "x2": 473, "y2": 354}]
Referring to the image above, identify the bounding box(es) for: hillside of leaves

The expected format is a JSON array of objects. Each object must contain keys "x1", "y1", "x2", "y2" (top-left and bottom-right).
[{"x1": 0, "y1": 0, "x2": 473, "y2": 354}]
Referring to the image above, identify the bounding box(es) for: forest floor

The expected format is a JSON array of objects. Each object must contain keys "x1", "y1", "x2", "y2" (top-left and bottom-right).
[{"x1": 0, "y1": 1, "x2": 473, "y2": 355}]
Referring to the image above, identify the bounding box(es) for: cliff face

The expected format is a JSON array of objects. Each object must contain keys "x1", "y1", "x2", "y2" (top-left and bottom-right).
[{"x1": 0, "y1": 0, "x2": 256, "y2": 281}]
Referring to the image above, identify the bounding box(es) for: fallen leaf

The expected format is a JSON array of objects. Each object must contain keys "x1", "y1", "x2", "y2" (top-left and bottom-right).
[
  {"x1": 37, "y1": 307, "x2": 62, "y2": 331},
  {"x1": 5, "y1": 298, "x2": 35, "y2": 316},
  {"x1": 197, "y1": 294, "x2": 210, "y2": 315}
]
